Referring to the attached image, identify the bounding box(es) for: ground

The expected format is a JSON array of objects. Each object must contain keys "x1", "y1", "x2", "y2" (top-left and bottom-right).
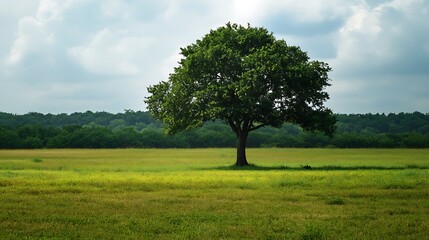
[{"x1": 0, "y1": 148, "x2": 428, "y2": 239}]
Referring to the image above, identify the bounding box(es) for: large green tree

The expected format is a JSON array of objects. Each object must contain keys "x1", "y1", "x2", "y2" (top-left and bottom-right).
[{"x1": 146, "y1": 23, "x2": 336, "y2": 166}]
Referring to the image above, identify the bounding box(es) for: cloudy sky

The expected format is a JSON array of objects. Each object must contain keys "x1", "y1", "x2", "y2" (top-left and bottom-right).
[{"x1": 1, "y1": 0, "x2": 428, "y2": 114}]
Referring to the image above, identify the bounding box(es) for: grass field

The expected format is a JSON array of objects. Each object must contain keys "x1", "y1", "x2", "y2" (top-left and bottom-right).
[{"x1": 0, "y1": 148, "x2": 428, "y2": 239}]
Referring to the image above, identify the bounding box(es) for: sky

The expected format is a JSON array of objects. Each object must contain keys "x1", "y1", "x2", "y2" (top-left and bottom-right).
[{"x1": 1, "y1": 0, "x2": 428, "y2": 114}]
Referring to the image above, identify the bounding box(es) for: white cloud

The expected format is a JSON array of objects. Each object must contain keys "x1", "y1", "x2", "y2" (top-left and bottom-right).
[
  {"x1": 0, "y1": 0, "x2": 40, "y2": 17},
  {"x1": 335, "y1": 5, "x2": 387, "y2": 66},
  {"x1": 68, "y1": 28, "x2": 154, "y2": 76},
  {"x1": 333, "y1": 0, "x2": 429, "y2": 75},
  {"x1": 326, "y1": 0, "x2": 429, "y2": 113},
  {"x1": 36, "y1": 0, "x2": 62, "y2": 21},
  {"x1": 6, "y1": 16, "x2": 58, "y2": 64},
  {"x1": 230, "y1": 0, "x2": 267, "y2": 23},
  {"x1": 5, "y1": 0, "x2": 80, "y2": 65},
  {"x1": 279, "y1": 0, "x2": 353, "y2": 22}
]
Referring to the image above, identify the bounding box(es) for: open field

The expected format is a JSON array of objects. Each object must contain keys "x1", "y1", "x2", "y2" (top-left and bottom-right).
[{"x1": 1, "y1": 149, "x2": 429, "y2": 239}]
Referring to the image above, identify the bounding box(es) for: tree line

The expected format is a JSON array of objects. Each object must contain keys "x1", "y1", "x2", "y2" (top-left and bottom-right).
[{"x1": 0, "y1": 111, "x2": 428, "y2": 149}]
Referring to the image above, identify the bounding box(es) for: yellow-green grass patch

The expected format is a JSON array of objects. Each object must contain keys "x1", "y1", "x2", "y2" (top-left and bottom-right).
[{"x1": 1, "y1": 149, "x2": 428, "y2": 239}]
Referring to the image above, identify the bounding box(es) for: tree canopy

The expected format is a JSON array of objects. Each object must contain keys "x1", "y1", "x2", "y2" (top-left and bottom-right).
[{"x1": 147, "y1": 23, "x2": 336, "y2": 165}]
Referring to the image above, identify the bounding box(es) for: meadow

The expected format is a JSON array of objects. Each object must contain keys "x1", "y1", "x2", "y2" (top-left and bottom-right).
[{"x1": 0, "y1": 148, "x2": 428, "y2": 239}]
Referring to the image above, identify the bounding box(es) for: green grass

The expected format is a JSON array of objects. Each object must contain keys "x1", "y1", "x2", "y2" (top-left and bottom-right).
[{"x1": 0, "y1": 148, "x2": 428, "y2": 239}]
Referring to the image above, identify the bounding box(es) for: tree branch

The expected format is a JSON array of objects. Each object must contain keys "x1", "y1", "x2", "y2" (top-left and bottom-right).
[
  {"x1": 249, "y1": 123, "x2": 269, "y2": 132},
  {"x1": 228, "y1": 119, "x2": 239, "y2": 135}
]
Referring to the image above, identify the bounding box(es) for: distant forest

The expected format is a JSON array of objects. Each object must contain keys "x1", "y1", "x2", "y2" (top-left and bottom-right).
[{"x1": 0, "y1": 110, "x2": 428, "y2": 149}]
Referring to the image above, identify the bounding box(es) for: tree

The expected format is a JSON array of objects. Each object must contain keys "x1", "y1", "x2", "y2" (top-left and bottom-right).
[{"x1": 146, "y1": 23, "x2": 336, "y2": 166}]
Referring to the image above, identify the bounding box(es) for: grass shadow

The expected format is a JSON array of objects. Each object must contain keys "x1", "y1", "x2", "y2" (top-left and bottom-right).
[{"x1": 202, "y1": 164, "x2": 428, "y2": 171}]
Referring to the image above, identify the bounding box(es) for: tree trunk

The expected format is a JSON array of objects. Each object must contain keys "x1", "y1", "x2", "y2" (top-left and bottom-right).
[{"x1": 235, "y1": 130, "x2": 249, "y2": 166}]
